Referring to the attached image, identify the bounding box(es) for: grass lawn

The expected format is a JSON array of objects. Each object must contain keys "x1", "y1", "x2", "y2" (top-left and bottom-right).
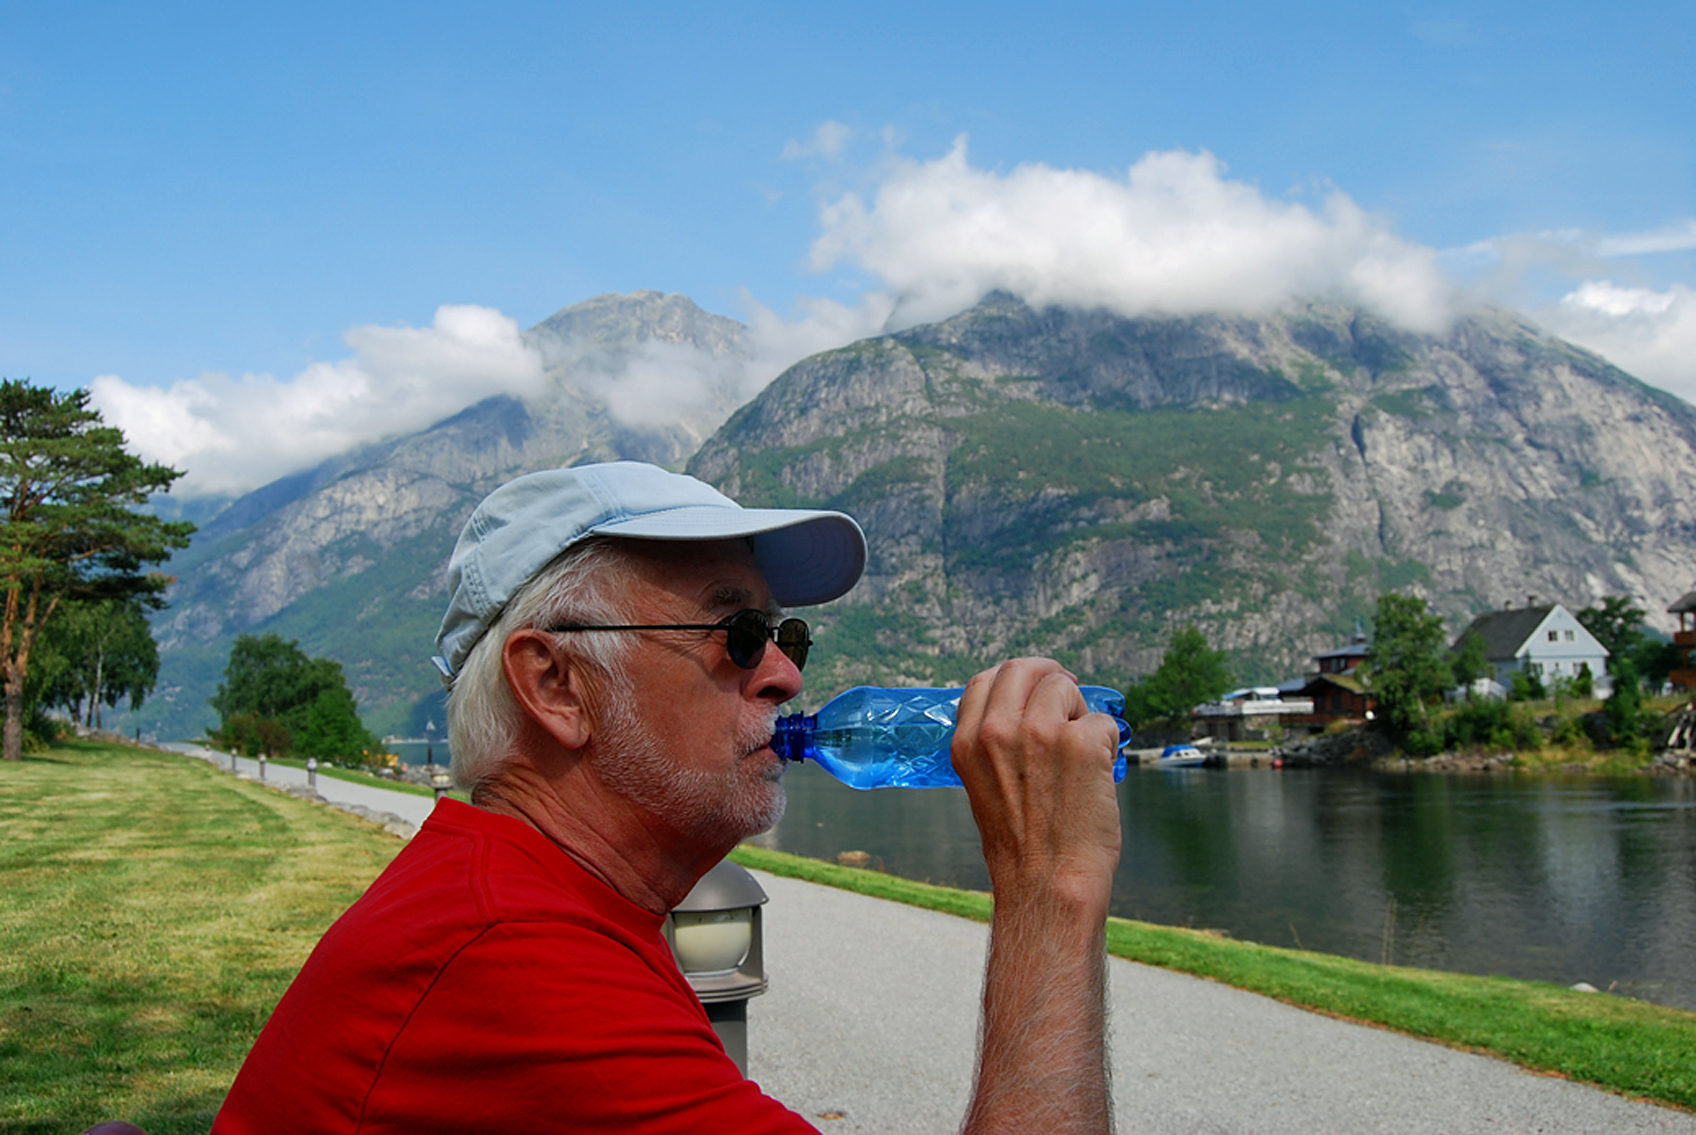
[
  {"x1": 0, "y1": 741, "x2": 403, "y2": 1135},
  {"x1": 731, "y1": 845, "x2": 1696, "y2": 1112}
]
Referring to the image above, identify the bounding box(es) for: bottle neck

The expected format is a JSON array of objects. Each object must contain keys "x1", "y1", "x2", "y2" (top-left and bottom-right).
[{"x1": 770, "y1": 711, "x2": 817, "y2": 763}]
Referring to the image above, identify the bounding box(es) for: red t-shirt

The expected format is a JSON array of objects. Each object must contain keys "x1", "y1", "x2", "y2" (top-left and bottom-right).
[{"x1": 214, "y1": 798, "x2": 814, "y2": 1133}]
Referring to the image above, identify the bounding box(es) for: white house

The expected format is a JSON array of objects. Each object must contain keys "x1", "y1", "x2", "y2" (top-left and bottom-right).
[{"x1": 1450, "y1": 602, "x2": 1610, "y2": 695}]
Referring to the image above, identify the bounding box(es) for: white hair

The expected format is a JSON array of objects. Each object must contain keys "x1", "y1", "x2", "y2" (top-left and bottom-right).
[{"x1": 447, "y1": 538, "x2": 636, "y2": 797}]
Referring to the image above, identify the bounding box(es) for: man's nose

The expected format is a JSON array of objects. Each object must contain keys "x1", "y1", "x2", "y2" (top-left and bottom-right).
[{"x1": 752, "y1": 637, "x2": 804, "y2": 704}]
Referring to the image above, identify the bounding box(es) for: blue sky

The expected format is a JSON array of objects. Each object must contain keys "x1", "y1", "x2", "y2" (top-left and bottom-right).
[{"x1": 3, "y1": 1, "x2": 1692, "y2": 494}]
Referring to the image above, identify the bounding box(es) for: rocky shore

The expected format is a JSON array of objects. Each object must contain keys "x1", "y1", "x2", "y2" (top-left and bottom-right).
[{"x1": 1267, "y1": 703, "x2": 1696, "y2": 775}]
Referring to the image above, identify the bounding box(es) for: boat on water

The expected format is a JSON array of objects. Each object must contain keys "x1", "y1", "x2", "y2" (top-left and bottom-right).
[{"x1": 1155, "y1": 743, "x2": 1207, "y2": 768}]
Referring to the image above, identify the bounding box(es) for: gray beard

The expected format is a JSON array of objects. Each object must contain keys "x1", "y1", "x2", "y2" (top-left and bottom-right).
[{"x1": 591, "y1": 673, "x2": 786, "y2": 845}]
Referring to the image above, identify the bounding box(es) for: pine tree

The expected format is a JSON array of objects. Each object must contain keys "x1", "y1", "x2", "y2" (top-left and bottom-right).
[{"x1": 0, "y1": 381, "x2": 192, "y2": 760}]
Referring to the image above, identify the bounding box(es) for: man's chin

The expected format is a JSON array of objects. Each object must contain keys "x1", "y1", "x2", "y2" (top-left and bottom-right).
[{"x1": 743, "y1": 784, "x2": 786, "y2": 837}]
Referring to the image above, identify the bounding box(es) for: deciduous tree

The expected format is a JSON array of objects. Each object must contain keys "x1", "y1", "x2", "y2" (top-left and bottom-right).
[
  {"x1": 1124, "y1": 624, "x2": 1231, "y2": 725},
  {"x1": 0, "y1": 381, "x2": 192, "y2": 760},
  {"x1": 1365, "y1": 593, "x2": 1451, "y2": 753},
  {"x1": 36, "y1": 597, "x2": 160, "y2": 729},
  {"x1": 1450, "y1": 630, "x2": 1488, "y2": 694},
  {"x1": 210, "y1": 633, "x2": 375, "y2": 761},
  {"x1": 1577, "y1": 596, "x2": 1646, "y2": 668}
]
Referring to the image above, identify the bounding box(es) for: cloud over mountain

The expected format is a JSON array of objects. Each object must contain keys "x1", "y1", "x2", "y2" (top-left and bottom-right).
[
  {"x1": 1547, "y1": 281, "x2": 1696, "y2": 404},
  {"x1": 90, "y1": 305, "x2": 547, "y2": 497},
  {"x1": 87, "y1": 142, "x2": 1695, "y2": 501},
  {"x1": 808, "y1": 139, "x2": 1456, "y2": 334}
]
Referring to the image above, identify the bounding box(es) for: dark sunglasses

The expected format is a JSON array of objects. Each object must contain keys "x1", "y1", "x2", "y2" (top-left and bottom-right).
[{"x1": 545, "y1": 608, "x2": 812, "y2": 672}]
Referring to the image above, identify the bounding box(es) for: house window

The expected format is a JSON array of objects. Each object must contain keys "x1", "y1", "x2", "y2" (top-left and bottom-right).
[
  {"x1": 1548, "y1": 630, "x2": 1559, "y2": 642},
  {"x1": 1564, "y1": 630, "x2": 1574, "y2": 642}
]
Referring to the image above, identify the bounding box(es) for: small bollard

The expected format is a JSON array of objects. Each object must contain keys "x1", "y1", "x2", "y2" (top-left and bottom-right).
[
  {"x1": 257, "y1": 754, "x2": 267, "y2": 782},
  {"x1": 306, "y1": 758, "x2": 318, "y2": 790},
  {"x1": 230, "y1": 750, "x2": 237, "y2": 773},
  {"x1": 431, "y1": 771, "x2": 453, "y2": 802},
  {"x1": 665, "y1": 859, "x2": 768, "y2": 1076}
]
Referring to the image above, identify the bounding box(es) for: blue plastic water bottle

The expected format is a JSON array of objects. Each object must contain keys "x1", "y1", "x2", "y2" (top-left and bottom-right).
[{"x1": 770, "y1": 686, "x2": 1131, "y2": 790}]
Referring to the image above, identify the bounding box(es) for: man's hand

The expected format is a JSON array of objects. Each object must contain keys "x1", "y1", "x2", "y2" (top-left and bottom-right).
[
  {"x1": 952, "y1": 658, "x2": 1123, "y2": 914},
  {"x1": 951, "y1": 658, "x2": 1123, "y2": 1135}
]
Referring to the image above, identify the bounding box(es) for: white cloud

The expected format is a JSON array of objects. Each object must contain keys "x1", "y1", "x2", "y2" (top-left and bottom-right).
[
  {"x1": 1442, "y1": 218, "x2": 1696, "y2": 282},
  {"x1": 807, "y1": 138, "x2": 1456, "y2": 333},
  {"x1": 90, "y1": 305, "x2": 546, "y2": 497},
  {"x1": 1597, "y1": 218, "x2": 1696, "y2": 257},
  {"x1": 781, "y1": 120, "x2": 855, "y2": 162},
  {"x1": 1545, "y1": 281, "x2": 1696, "y2": 405},
  {"x1": 96, "y1": 135, "x2": 1695, "y2": 502}
]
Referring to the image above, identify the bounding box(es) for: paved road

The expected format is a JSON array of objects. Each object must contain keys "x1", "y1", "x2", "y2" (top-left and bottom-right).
[
  {"x1": 162, "y1": 743, "x2": 1695, "y2": 1133},
  {"x1": 749, "y1": 871, "x2": 1696, "y2": 1134},
  {"x1": 160, "y1": 741, "x2": 439, "y2": 828}
]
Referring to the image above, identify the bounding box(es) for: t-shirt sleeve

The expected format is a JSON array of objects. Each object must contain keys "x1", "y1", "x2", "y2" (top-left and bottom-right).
[{"x1": 355, "y1": 920, "x2": 818, "y2": 1134}]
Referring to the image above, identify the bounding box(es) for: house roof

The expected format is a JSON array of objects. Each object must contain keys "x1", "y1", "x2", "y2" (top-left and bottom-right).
[
  {"x1": 1294, "y1": 672, "x2": 1367, "y2": 696},
  {"x1": 1670, "y1": 589, "x2": 1696, "y2": 615},
  {"x1": 1452, "y1": 605, "x2": 1557, "y2": 660}
]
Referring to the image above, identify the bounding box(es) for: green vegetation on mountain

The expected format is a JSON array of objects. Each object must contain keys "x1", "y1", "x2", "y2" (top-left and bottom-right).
[
  {"x1": 121, "y1": 291, "x2": 1696, "y2": 741},
  {"x1": 692, "y1": 295, "x2": 1696, "y2": 702}
]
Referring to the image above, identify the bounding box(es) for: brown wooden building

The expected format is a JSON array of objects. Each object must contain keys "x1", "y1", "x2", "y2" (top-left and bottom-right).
[
  {"x1": 1279, "y1": 627, "x2": 1377, "y2": 731},
  {"x1": 1671, "y1": 588, "x2": 1696, "y2": 693}
]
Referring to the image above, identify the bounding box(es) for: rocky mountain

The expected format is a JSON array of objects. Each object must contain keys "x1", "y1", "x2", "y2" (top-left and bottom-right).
[
  {"x1": 127, "y1": 289, "x2": 1696, "y2": 740},
  {"x1": 131, "y1": 291, "x2": 750, "y2": 740},
  {"x1": 689, "y1": 293, "x2": 1696, "y2": 700}
]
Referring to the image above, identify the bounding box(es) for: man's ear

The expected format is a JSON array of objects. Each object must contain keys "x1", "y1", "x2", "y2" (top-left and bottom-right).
[{"x1": 502, "y1": 629, "x2": 594, "y2": 751}]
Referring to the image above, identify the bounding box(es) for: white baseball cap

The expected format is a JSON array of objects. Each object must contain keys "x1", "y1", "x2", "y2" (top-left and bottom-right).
[{"x1": 432, "y1": 461, "x2": 867, "y2": 678}]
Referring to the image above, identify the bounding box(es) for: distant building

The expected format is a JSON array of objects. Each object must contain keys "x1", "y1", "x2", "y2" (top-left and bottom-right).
[
  {"x1": 1449, "y1": 602, "x2": 1609, "y2": 694},
  {"x1": 1669, "y1": 587, "x2": 1696, "y2": 693},
  {"x1": 1193, "y1": 687, "x2": 1315, "y2": 743},
  {"x1": 1279, "y1": 625, "x2": 1375, "y2": 731}
]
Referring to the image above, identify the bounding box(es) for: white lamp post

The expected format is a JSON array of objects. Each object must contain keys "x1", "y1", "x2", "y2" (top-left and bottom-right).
[{"x1": 665, "y1": 859, "x2": 769, "y2": 1076}]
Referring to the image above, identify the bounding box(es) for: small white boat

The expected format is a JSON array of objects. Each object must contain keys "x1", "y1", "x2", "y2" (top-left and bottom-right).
[{"x1": 1155, "y1": 743, "x2": 1207, "y2": 768}]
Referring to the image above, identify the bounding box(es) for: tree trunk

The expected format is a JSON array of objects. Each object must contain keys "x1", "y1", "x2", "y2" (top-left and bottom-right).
[
  {"x1": 92, "y1": 648, "x2": 106, "y2": 732},
  {"x1": 3, "y1": 668, "x2": 23, "y2": 761}
]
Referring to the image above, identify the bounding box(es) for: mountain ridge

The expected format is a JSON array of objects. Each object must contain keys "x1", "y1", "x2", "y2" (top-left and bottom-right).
[
  {"x1": 690, "y1": 295, "x2": 1696, "y2": 698},
  {"x1": 124, "y1": 290, "x2": 1696, "y2": 740}
]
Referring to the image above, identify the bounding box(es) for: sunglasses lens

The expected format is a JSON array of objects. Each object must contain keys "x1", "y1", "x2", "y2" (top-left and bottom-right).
[
  {"x1": 776, "y1": 618, "x2": 811, "y2": 671},
  {"x1": 724, "y1": 611, "x2": 767, "y2": 669},
  {"x1": 721, "y1": 611, "x2": 811, "y2": 671}
]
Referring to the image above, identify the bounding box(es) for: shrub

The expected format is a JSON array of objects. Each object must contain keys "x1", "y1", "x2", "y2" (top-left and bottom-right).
[
  {"x1": 1444, "y1": 698, "x2": 1542, "y2": 752},
  {"x1": 1508, "y1": 668, "x2": 1546, "y2": 702}
]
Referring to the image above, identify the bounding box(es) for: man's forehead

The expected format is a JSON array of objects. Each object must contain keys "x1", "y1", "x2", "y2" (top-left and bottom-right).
[{"x1": 627, "y1": 538, "x2": 773, "y2": 612}]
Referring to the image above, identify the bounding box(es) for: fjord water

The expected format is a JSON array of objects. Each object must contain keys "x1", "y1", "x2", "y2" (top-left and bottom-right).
[{"x1": 758, "y1": 763, "x2": 1696, "y2": 1011}]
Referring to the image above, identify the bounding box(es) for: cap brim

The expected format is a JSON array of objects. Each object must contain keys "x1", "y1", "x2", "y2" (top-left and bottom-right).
[{"x1": 594, "y1": 506, "x2": 866, "y2": 607}]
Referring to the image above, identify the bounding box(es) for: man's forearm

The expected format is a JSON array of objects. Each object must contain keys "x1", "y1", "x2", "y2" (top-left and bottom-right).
[{"x1": 961, "y1": 891, "x2": 1112, "y2": 1135}]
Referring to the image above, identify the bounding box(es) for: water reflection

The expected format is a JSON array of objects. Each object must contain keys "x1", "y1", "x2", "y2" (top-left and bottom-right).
[{"x1": 756, "y1": 764, "x2": 1696, "y2": 1011}]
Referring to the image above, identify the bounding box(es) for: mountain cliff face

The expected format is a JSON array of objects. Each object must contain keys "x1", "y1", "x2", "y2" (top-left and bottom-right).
[
  {"x1": 689, "y1": 293, "x2": 1696, "y2": 699},
  {"x1": 137, "y1": 291, "x2": 750, "y2": 739},
  {"x1": 132, "y1": 289, "x2": 1696, "y2": 740}
]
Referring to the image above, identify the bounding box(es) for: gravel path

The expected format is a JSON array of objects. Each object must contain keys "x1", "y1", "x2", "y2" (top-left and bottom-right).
[{"x1": 159, "y1": 741, "x2": 437, "y2": 829}]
